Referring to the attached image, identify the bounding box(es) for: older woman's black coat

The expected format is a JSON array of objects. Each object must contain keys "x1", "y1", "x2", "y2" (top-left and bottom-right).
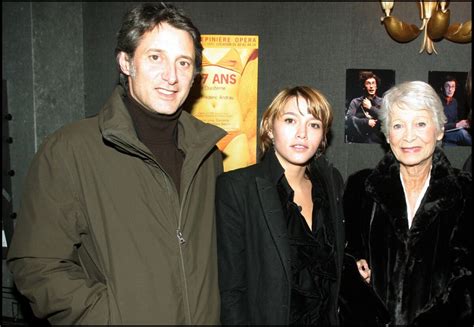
[
  {"x1": 216, "y1": 150, "x2": 345, "y2": 325},
  {"x1": 344, "y1": 148, "x2": 472, "y2": 326}
]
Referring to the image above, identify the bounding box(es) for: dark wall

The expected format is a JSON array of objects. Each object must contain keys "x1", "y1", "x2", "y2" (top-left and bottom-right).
[
  {"x1": 3, "y1": 2, "x2": 85, "y2": 212},
  {"x1": 3, "y1": 1, "x2": 472, "y2": 214},
  {"x1": 3, "y1": 2, "x2": 85, "y2": 322}
]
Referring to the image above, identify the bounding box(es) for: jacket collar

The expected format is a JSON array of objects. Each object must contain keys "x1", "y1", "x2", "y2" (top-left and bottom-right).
[
  {"x1": 255, "y1": 148, "x2": 291, "y2": 281},
  {"x1": 99, "y1": 85, "x2": 226, "y2": 164},
  {"x1": 260, "y1": 146, "x2": 334, "y2": 186},
  {"x1": 366, "y1": 147, "x2": 462, "y2": 244},
  {"x1": 260, "y1": 147, "x2": 285, "y2": 186}
]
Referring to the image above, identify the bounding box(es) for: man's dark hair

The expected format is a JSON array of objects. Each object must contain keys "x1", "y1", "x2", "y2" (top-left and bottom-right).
[
  {"x1": 443, "y1": 75, "x2": 458, "y2": 86},
  {"x1": 115, "y1": 2, "x2": 203, "y2": 85},
  {"x1": 358, "y1": 71, "x2": 381, "y2": 89}
]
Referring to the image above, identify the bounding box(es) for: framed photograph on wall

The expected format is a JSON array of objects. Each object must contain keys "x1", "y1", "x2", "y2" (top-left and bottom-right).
[
  {"x1": 344, "y1": 68, "x2": 395, "y2": 144},
  {"x1": 428, "y1": 71, "x2": 471, "y2": 147}
]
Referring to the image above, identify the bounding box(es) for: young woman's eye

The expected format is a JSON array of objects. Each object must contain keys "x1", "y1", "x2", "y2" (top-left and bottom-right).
[
  {"x1": 284, "y1": 118, "x2": 295, "y2": 124},
  {"x1": 310, "y1": 123, "x2": 321, "y2": 129},
  {"x1": 150, "y1": 54, "x2": 160, "y2": 61}
]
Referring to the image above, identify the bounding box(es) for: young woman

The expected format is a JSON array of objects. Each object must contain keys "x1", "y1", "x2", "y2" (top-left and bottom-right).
[{"x1": 216, "y1": 86, "x2": 345, "y2": 325}]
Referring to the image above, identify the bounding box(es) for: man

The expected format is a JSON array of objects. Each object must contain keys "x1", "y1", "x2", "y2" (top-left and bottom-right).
[
  {"x1": 7, "y1": 3, "x2": 226, "y2": 325},
  {"x1": 441, "y1": 75, "x2": 472, "y2": 146},
  {"x1": 345, "y1": 71, "x2": 384, "y2": 144}
]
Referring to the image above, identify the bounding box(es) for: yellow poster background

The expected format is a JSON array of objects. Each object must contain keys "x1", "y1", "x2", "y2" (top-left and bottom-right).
[{"x1": 191, "y1": 35, "x2": 259, "y2": 172}]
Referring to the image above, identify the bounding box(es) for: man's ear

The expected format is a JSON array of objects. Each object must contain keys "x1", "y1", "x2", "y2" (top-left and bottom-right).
[{"x1": 118, "y1": 52, "x2": 132, "y2": 76}]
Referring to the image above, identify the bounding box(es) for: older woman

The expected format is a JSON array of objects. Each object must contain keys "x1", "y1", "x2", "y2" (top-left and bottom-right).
[
  {"x1": 344, "y1": 81, "x2": 472, "y2": 325},
  {"x1": 216, "y1": 86, "x2": 345, "y2": 325}
]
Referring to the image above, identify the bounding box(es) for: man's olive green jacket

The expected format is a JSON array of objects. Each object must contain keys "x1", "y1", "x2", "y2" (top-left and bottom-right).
[{"x1": 7, "y1": 85, "x2": 226, "y2": 325}]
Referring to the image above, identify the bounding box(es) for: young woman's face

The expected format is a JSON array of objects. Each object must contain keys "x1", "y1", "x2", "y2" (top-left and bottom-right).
[{"x1": 269, "y1": 96, "x2": 324, "y2": 170}]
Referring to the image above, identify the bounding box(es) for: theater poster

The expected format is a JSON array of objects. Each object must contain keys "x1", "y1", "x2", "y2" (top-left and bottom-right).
[{"x1": 190, "y1": 35, "x2": 259, "y2": 172}]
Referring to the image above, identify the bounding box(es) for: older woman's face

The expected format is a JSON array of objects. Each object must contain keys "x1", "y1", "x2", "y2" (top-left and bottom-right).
[{"x1": 387, "y1": 106, "x2": 443, "y2": 168}]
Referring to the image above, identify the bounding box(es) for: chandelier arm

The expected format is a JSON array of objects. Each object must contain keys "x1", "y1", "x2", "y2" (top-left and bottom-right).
[
  {"x1": 427, "y1": 8, "x2": 450, "y2": 40},
  {"x1": 382, "y1": 16, "x2": 422, "y2": 43},
  {"x1": 444, "y1": 20, "x2": 472, "y2": 43}
]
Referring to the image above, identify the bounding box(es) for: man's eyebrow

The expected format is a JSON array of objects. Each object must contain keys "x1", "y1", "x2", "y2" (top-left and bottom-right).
[{"x1": 146, "y1": 48, "x2": 194, "y2": 62}]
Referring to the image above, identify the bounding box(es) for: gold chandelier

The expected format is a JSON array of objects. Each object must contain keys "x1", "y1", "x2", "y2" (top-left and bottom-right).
[{"x1": 380, "y1": 1, "x2": 472, "y2": 54}]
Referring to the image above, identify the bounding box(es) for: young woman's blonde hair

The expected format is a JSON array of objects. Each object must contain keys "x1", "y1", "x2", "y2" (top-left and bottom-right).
[{"x1": 259, "y1": 86, "x2": 333, "y2": 157}]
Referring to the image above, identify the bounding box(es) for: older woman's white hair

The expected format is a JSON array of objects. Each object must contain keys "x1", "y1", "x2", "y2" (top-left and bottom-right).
[{"x1": 379, "y1": 81, "x2": 447, "y2": 141}]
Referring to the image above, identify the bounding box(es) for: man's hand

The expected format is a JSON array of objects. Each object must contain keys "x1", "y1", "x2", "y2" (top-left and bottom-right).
[
  {"x1": 368, "y1": 119, "x2": 377, "y2": 128},
  {"x1": 356, "y1": 259, "x2": 371, "y2": 283},
  {"x1": 362, "y1": 98, "x2": 372, "y2": 110},
  {"x1": 456, "y1": 119, "x2": 470, "y2": 129}
]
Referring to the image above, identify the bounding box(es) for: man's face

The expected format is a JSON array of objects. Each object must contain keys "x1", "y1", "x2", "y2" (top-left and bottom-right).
[
  {"x1": 444, "y1": 81, "x2": 456, "y2": 98},
  {"x1": 119, "y1": 23, "x2": 196, "y2": 115},
  {"x1": 364, "y1": 78, "x2": 377, "y2": 97}
]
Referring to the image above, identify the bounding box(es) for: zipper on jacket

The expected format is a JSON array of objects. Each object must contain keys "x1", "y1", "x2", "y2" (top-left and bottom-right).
[
  {"x1": 177, "y1": 228, "x2": 192, "y2": 324},
  {"x1": 176, "y1": 149, "x2": 217, "y2": 325},
  {"x1": 155, "y1": 142, "x2": 220, "y2": 325},
  {"x1": 177, "y1": 171, "x2": 199, "y2": 325},
  {"x1": 153, "y1": 152, "x2": 211, "y2": 325},
  {"x1": 176, "y1": 229, "x2": 186, "y2": 244},
  {"x1": 153, "y1": 163, "x2": 193, "y2": 324}
]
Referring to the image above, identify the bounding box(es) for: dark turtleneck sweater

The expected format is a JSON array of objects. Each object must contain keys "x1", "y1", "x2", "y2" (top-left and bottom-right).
[{"x1": 124, "y1": 92, "x2": 185, "y2": 195}]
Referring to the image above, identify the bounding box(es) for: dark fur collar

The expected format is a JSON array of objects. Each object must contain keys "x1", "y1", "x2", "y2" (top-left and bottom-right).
[{"x1": 365, "y1": 148, "x2": 463, "y2": 245}]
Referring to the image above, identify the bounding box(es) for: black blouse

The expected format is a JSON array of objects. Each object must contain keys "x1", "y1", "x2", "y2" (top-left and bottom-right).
[{"x1": 277, "y1": 169, "x2": 337, "y2": 325}]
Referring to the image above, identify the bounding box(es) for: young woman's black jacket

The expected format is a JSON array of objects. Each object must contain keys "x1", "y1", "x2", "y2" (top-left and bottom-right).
[{"x1": 215, "y1": 148, "x2": 345, "y2": 325}]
